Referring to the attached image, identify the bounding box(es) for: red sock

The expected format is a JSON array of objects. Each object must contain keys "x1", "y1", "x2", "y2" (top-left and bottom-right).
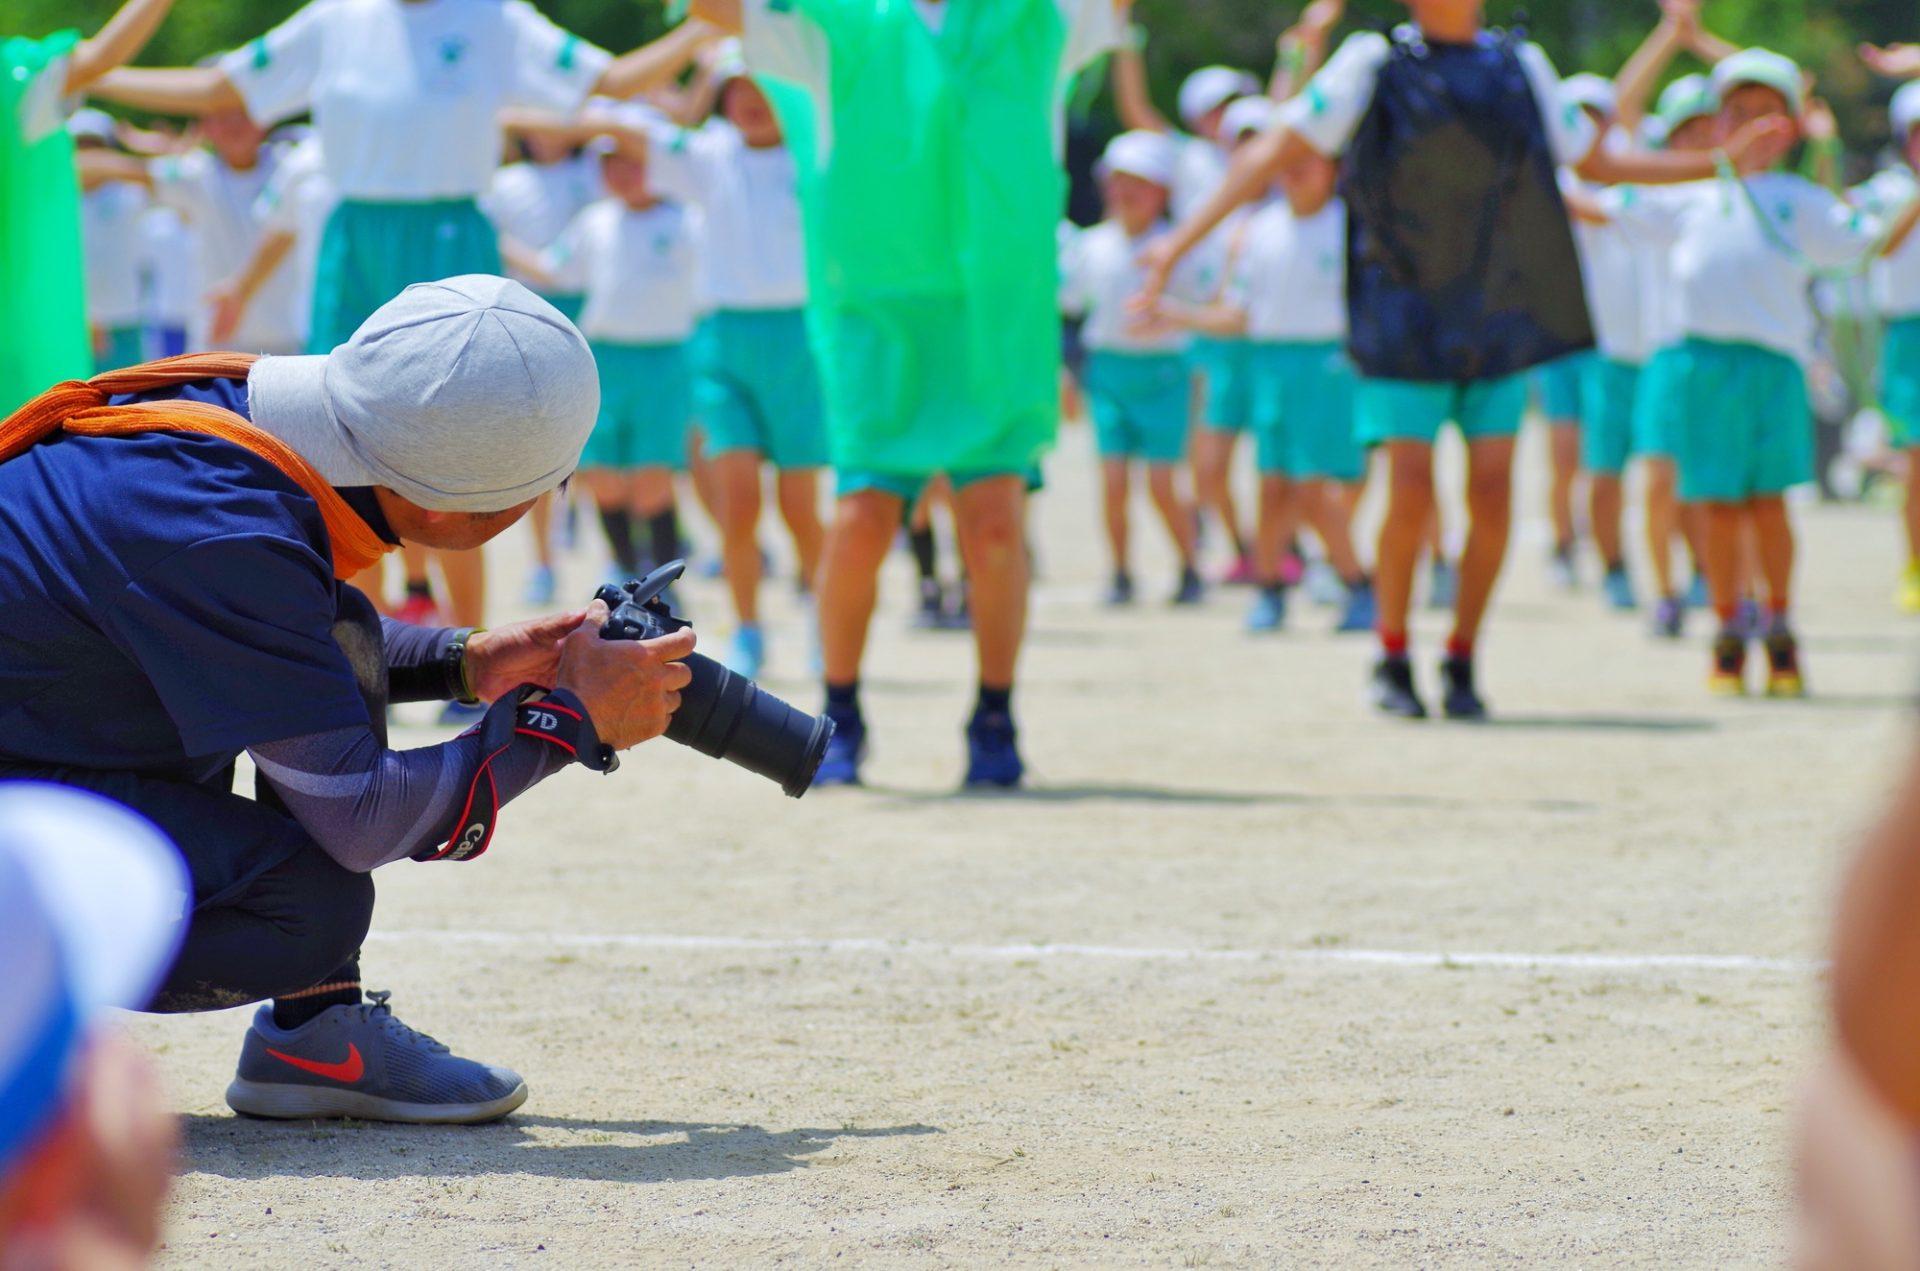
[
  {"x1": 1379, "y1": 629, "x2": 1409, "y2": 658},
  {"x1": 1446, "y1": 635, "x2": 1474, "y2": 661}
]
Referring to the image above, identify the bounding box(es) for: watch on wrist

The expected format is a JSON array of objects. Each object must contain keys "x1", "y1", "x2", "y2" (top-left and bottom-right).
[{"x1": 447, "y1": 627, "x2": 483, "y2": 705}]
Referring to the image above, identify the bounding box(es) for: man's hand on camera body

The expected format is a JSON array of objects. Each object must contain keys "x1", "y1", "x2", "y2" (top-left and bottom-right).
[
  {"x1": 553, "y1": 599, "x2": 695, "y2": 750},
  {"x1": 461, "y1": 609, "x2": 590, "y2": 702}
]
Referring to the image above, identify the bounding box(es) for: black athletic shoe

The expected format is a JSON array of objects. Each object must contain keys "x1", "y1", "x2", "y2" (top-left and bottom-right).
[
  {"x1": 1440, "y1": 655, "x2": 1488, "y2": 721},
  {"x1": 1104, "y1": 572, "x2": 1135, "y2": 607},
  {"x1": 911, "y1": 581, "x2": 946, "y2": 630},
  {"x1": 1170, "y1": 567, "x2": 1205, "y2": 607},
  {"x1": 1764, "y1": 628, "x2": 1805, "y2": 698},
  {"x1": 1370, "y1": 656, "x2": 1427, "y2": 720},
  {"x1": 1708, "y1": 632, "x2": 1747, "y2": 696}
]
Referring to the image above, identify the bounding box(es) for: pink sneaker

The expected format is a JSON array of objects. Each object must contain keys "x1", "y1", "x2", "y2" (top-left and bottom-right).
[
  {"x1": 1277, "y1": 553, "x2": 1306, "y2": 588},
  {"x1": 393, "y1": 594, "x2": 442, "y2": 627},
  {"x1": 1221, "y1": 555, "x2": 1261, "y2": 587}
]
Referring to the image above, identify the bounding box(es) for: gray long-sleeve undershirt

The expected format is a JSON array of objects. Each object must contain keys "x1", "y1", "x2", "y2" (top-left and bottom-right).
[{"x1": 248, "y1": 714, "x2": 574, "y2": 872}]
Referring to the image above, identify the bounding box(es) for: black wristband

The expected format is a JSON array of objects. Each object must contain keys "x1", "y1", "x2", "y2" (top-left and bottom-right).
[{"x1": 446, "y1": 628, "x2": 481, "y2": 705}]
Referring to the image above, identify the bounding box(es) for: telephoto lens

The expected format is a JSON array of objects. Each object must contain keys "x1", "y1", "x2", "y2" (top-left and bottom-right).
[{"x1": 594, "y1": 564, "x2": 834, "y2": 797}]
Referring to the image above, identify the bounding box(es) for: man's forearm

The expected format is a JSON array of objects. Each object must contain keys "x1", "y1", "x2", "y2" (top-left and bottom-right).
[
  {"x1": 1112, "y1": 40, "x2": 1171, "y2": 134},
  {"x1": 250, "y1": 721, "x2": 574, "y2": 872},
  {"x1": 87, "y1": 65, "x2": 246, "y2": 118},
  {"x1": 66, "y1": 0, "x2": 176, "y2": 94},
  {"x1": 382, "y1": 617, "x2": 471, "y2": 704}
]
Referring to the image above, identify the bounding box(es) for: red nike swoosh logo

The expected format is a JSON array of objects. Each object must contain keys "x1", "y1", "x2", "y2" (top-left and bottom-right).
[{"x1": 265, "y1": 1043, "x2": 364, "y2": 1083}]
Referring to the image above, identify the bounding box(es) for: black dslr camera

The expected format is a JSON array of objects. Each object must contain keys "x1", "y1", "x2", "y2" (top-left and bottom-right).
[{"x1": 595, "y1": 561, "x2": 834, "y2": 798}]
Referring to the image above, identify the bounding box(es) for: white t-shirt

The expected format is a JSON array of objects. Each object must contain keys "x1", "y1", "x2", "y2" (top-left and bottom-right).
[
  {"x1": 1561, "y1": 173, "x2": 1649, "y2": 365},
  {"x1": 256, "y1": 138, "x2": 341, "y2": 347},
  {"x1": 138, "y1": 206, "x2": 200, "y2": 329},
  {"x1": 81, "y1": 183, "x2": 148, "y2": 328},
  {"x1": 1225, "y1": 199, "x2": 1346, "y2": 343},
  {"x1": 1059, "y1": 218, "x2": 1213, "y2": 354},
  {"x1": 219, "y1": 0, "x2": 612, "y2": 201},
  {"x1": 1606, "y1": 173, "x2": 1881, "y2": 364},
  {"x1": 540, "y1": 199, "x2": 703, "y2": 345},
  {"x1": 150, "y1": 148, "x2": 305, "y2": 351},
  {"x1": 1853, "y1": 166, "x2": 1920, "y2": 321},
  {"x1": 739, "y1": 0, "x2": 1121, "y2": 166},
  {"x1": 1279, "y1": 28, "x2": 1596, "y2": 166},
  {"x1": 642, "y1": 117, "x2": 808, "y2": 312},
  {"x1": 1170, "y1": 132, "x2": 1231, "y2": 224},
  {"x1": 482, "y1": 154, "x2": 603, "y2": 291}
]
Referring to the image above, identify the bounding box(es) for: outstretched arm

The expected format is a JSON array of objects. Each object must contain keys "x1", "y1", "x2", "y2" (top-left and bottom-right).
[
  {"x1": 65, "y1": 0, "x2": 176, "y2": 94},
  {"x1": 689, "y1": 0, "x2": 744, "y2": 33},
  {"x1": 1863, "y1": 44, "x2": 1920, "y2": 81},
  {"x1": 1880, "y1": 197, "x2": 1920, "y2": 259},
  {"x1": 592, "y1": 19, "x2": 723, "y2": 101},
  {"x1": 1612, "y1": 3, "x2": 1687, "y2": 136},
  {"x1": 207, "y1": 228, "x2": 296, "y2": 344},
  {"x1": 1137, "y1": 123, "x2": 1313, "y2": 302},
  {"x1": 1110, "y1": 21, "x2": 1172, "y2": 133},
  {"x1": 1270, "y1": 0, "x2": 1343, "y2": 102},
  {"x1": 1577, "y1": 115, "x2": 1796, "y2": 186},
  {"x1": 87, "y1": 65, "x2": 245, "y2": 117}
]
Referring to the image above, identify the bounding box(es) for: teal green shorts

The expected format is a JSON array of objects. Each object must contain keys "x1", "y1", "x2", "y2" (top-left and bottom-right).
[
  {"x1": 581, "y1": 341, "x2": 693, "y2": 471},
  {"x1": 1083, "y1": 350, "x2": 1191, "y2": 463},
  {"x1": 1354, "y1": 374, "x2": 1530, "y2": 447},
  {"x1": 1532, "y1": 351, "x2": 1592, "y2": 422},
  {"x1": 1247, "y1": 341, "x2": 1362, "y2": 481},
  {"x1": 834, "y1": 468, "x2": 1037, "y2": 504},
  {"x1": 1631, "y1": 345, "x2": 1687, "y2": 460},
  {"x1": 1580, "y1": 358, "x2": 1642, "y2": 476},
  {"x1": 309, "y1": 199, "x2": 502, "y2": 353},
  {"x1": 693, "y1": 308, "x2": 829, "y2": 469},
  {"x1": 1190, "y1": 336, "x2": 1253, "y2": 432},
  {"x1": 96, "y1": 325, "x2": 145, "y2": 373},
  {"x1": 1883, "y1": 316, "x2": 1920, "y2": 448},
  {"x1": 1667, "y1": 338, "x2": 1813, "y2": 503}
]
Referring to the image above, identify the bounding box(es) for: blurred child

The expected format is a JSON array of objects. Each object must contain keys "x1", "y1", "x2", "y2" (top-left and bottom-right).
[
  {"x1": 1144, "y1": 0, "x2": 1771, "y2": 720},
  {"x1": 1155, "y1": 139, "x2": 1374, "y2": 636},
  {"x1": 1615, "y1": 51, "x2": 1920, "y2": 695},
  {"x1": 1856, "y1": 83, "x2": 1920, "y2": 612},
  {"x1": 1559, "y1": 74, "x2": 1646, "y2": 613},
  {"x1": 643, "y1": 48, "x2": 827, "y2": 678},
  {"x1": 511, "y1": 130, "x2": 703, "y2": 588},
  {"x1": 1061, "y1": 131, "x2": 1207, "y2": 606}
]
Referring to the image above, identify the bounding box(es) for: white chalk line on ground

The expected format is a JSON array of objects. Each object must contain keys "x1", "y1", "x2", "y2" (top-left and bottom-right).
[{"x1": 367, "y1": 930, "x2": 1821, "y2": 976}]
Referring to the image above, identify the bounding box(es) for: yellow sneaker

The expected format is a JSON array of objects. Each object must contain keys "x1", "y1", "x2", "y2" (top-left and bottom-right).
[
  {"x1": 1898, "y1": 563, "x2": 1920, "y2": 614},
  {"x1": 1764, "y1": 630, "x2": 1806, "y2": 699},
  {"x1": 1708, "y1": 634, "x2": 1747, "y2": 696}
]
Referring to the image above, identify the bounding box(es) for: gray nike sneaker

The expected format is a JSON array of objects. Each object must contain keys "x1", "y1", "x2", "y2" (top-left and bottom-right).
[{"x1": 225, "y1": 991, "x2": 527, "y2": 1124}]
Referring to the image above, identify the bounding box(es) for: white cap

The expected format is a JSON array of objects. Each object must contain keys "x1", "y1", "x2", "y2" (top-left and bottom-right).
[
  {"x1": 1098, "y1": 130, "x2": 1178, "y2": 188},
  {"x1": 1178, "y1": 66, "x2": 1260, "y2": 128},
  {"x1": 710, "y1": 37, "x2": 751, "y2": 89},
  {"x1": 1711, "y1": 48, "x2": 1805, "y2": 119},
  {"x1": 1562, "y1": 73, "x2": 1617, "y2": 120},
  {"x1": 247, "y1": 276, "x2": 601, "y2": 513},
  {"x1": 1220, "y1": 95, "x2": 1277, "y2": 140},
  {"x1": 1893, "y1": 82, "x2": 1920, "y2": 141},
  {"x1": 67, "y1": 108, "x2": 117, "y2": 144},
  {"x1": 0, "y1": 785, "x2": 188, "y2": 1175}
]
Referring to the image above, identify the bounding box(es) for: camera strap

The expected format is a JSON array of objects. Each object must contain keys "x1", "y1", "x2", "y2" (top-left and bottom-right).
[{"x1": 419, "y1": 686, "x2": 616, "y2": 864}]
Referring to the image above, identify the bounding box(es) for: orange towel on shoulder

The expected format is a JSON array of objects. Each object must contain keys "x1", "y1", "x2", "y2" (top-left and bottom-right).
[{"x1": 0, "y1": 354, "x2": 390, "y2": 580}]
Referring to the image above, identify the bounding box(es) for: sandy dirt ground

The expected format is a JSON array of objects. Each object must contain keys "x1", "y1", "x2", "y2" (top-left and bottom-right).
[{"x1": 129, "y1": 421, "x2": 1918, "y2": 1267}]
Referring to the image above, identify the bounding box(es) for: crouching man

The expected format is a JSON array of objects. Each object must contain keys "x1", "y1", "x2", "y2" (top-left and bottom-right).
[{"x1": 0, "y1": 275, "x2": 693, "y2": 1124}]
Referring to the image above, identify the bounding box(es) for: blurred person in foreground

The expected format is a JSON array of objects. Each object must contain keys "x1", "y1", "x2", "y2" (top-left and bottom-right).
[{"x1": 0, "y1": 783, "x2": 189, "y2": 1270}]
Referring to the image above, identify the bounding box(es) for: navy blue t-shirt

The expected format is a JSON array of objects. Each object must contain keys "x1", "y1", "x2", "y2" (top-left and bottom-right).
[{"x1": 0, "y1": 379, "x2": 371, "y2": 780}]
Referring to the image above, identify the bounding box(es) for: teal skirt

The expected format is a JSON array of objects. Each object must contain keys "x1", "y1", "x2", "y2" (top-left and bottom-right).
[
  {"x1": 309, "y1": 198, "x2": 502, "y2": 353},
  {"x1": 1883, "y1": 316, "x2": 1920, "y2": 447}
]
